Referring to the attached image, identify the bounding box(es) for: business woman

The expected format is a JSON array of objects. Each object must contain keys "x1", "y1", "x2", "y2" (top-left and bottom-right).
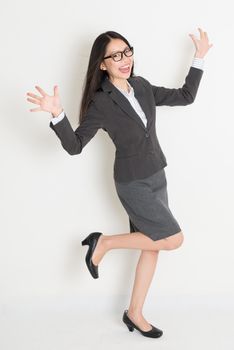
[{"x1": 26, "y1": 28, "x2": 212, "y2": 338}]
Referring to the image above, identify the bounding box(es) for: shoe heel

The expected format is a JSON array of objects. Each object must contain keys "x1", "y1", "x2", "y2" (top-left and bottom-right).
[
  {"x1": 126, "y1": 323, "x2": 134, "y2": 332},
  {"x1": 81, "y1": 238, "x2": 89, "y2": 246}
]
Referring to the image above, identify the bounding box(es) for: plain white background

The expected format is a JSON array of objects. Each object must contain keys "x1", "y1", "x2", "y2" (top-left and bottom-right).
[{"x1": 1, "y1": 0, "x2": 234, "y2": 348}]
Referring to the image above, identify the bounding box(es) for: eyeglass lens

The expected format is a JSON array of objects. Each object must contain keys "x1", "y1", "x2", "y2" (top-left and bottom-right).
[{"x1": 113, "y1": 48, "x2": 133, "y2": 61}]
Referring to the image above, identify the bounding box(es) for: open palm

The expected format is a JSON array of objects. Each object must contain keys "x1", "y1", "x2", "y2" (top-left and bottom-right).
[
  {"x1": 189, "y1": 27, "x2": 213, "y2": 58},
  {"x1": 26, "y1": 85, "x2": 63, "y2": 116}
]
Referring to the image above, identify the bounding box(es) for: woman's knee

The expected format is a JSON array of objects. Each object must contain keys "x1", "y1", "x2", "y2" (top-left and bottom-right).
[
  {"x1": 165, "y1": 231, "x2": 184, "y2": 250},
  {"x1": 141, "y1": 249, "x2": 159, "y2": 256}
]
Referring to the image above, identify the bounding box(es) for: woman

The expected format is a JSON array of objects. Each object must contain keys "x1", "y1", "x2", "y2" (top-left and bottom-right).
[{"x1": 26, "y1": 28, "x2": 212, "y2": 338}]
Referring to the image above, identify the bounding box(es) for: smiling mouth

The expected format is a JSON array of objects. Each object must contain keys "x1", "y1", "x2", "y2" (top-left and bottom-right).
[{"x1": 119, "y1": 64, "x2": 131, "y2": 73}]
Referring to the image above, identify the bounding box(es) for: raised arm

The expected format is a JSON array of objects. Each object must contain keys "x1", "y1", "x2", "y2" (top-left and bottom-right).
[
  {"x1": 146, "y1": 27, "x2": 212, "y2": 106},
  {"x1": 26, "y1": 85, "x2": 103, "y2": 155},
  {"x1": 151, "y1": 65, "x2": 204, "y2": 106}
]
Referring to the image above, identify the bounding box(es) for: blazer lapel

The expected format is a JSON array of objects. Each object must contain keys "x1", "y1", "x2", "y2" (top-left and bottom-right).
[{"x1": 101, "y1": 76, "x2": 151, "y2": 131}]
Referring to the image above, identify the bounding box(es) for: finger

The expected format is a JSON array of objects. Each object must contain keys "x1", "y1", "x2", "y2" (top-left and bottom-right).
[
  {"x1": 189, "y1": 34, "x2": 197, "y2": 45},
  {"x1": 189, "y1": 33, "x2": 195, "y2": 40},
  {"x1": 26, "y1": 92, "x2": 42, "y2": 100},
  {"x1": 204, "y1": 32, "x2": 210, "y2": 42},
  {"x1": 54, "y1": 85, "x2": 59, "y2": 97},
  {"x1": 198, "y1": 27, "x2": 205, "y2": 38},
  {"x1": 35, "y1": 85, "x2": 47, "y2": 97},
  {"x1": 29, "y1": 107, "x2": 42, "y2": 112},
  {"x1": 27, "y1": 97, "x2": 41, "y2": 105}
]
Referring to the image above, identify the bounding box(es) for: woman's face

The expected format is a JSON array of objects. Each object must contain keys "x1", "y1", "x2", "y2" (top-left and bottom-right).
[{"x1": 100, "y1": 38, "x2": 134, "y2": 84}]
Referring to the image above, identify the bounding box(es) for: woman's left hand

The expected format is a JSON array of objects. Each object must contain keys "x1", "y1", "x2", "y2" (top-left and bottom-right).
[{"x1": 189, "y1": 27, "x2": 213, "y2": 58}]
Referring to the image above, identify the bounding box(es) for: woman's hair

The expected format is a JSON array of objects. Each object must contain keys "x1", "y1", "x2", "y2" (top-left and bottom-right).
[{"x1": 79, "y1": 31, "x2": 135, "y2": 123}]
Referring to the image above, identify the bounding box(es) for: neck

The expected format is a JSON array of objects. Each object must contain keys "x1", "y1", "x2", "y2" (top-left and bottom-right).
[{"x1": 109, "y1": 77, "x2": 130, "y2": 93}]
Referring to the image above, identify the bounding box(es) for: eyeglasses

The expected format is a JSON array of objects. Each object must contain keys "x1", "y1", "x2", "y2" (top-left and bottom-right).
[{"x1": 103, "y1": 46, "x2": 134, "y2": 62}]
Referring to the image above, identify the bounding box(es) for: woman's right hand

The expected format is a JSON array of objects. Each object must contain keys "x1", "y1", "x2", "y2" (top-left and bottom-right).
[{"x1": 26, "y1": 85, "x2": 63, "y2": 117}]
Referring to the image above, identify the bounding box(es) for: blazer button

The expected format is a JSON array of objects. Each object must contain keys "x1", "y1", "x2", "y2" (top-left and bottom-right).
[{"x1": 145, "y1": 132, "x2": 149, "y2": 138}]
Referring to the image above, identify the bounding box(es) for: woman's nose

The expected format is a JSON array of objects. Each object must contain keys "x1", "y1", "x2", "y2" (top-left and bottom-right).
[{"x1": 122, "y1": 56, "x2": 131, "y2": 65}]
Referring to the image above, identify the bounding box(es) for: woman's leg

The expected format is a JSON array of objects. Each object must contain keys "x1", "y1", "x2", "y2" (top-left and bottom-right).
[
  {"x1": 127, "y1": 249, "x2": 160, "y2": 331},
  {"x1": 91, "y1": 230, "x2": 184, "y2": 266},
  {"x1": 90, "y1": 232, "x2": 183, "y2": 332}
]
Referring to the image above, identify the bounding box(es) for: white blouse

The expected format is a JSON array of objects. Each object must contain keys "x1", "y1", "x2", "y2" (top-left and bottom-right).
[{"x1": 115, "y1": 80, "x2": 148, "y2": 127}]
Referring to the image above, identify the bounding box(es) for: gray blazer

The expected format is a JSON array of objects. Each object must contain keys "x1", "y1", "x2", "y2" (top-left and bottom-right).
[{"x1": 49, "y1": 66, "x2": 203, "y2": 183}]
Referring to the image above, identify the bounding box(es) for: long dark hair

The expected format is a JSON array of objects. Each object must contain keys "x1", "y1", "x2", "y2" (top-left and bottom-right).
[{"x1": 79, "y1": 31, "x2": 135, "y2": 123}]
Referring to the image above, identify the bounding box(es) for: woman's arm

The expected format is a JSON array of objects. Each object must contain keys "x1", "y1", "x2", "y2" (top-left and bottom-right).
[
  {"x1": 151, "y1": 65, "x2": 204, "y2": 106},
  {"x1": 49, "y1": 101, "x2": 104, "y2": 155},
  {"x1": 27, "y1": 84, "x2": 104, "y2": 155},
  {"x1": 145, "y1": 28, "x2": 213, "y2": 106}
]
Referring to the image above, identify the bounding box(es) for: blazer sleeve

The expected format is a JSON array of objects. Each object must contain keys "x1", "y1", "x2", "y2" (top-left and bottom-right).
[
  {"x1": 147, "y1": 66, "x2": 204, "y2": 106},
  {"x1": 49, "y1": 100, "x2": 104, "y2": 155}
]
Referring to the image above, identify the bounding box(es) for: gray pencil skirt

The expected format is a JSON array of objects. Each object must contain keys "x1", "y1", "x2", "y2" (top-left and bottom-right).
[{"x1": 114, "y1": 168, "x2": 182, "y2": 241}]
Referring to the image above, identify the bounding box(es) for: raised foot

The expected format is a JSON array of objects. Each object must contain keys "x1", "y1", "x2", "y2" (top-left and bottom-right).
[{"x1": 91, "y1": 233, "x2": 105, "y2": 266}]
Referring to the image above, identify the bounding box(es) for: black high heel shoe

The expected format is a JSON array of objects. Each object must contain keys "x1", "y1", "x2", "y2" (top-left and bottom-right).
[
  {"x1": 81, "y1": 232, "x2": 102, "y2": 279},
  {"x1": 122, "y1": 310, "x2": 163, "y2": 338}
]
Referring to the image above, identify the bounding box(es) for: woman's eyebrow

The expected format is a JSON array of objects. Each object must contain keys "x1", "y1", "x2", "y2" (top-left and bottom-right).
[{"x1": 110, "y1": 45, "x2": 129, "y2": 54}]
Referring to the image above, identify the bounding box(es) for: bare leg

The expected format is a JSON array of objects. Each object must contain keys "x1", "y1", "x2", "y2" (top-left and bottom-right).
[
  {"x1": 92, "y1": 230, "x2": 183, "y2": 265},
  {"x1": 90, "y1": 231, "x2": 183, "y2": 332},
  {"x1": 127, "y1": 249, "x2": 160, "y2": 331}
]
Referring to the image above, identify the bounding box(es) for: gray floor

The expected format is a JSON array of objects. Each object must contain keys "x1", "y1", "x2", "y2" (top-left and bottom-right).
[{"x1": 0, "y1": 294, "x2": 233, "y2": 350}]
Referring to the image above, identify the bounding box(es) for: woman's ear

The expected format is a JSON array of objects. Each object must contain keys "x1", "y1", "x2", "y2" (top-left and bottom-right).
[{"x1": 100, "y1": 63, "x2": 106, "y2": 70}]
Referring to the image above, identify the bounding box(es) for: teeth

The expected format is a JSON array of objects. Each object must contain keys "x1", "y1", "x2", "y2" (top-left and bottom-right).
[{"x1": 120, "y1": 65, "x2": 129, "y2": 69}]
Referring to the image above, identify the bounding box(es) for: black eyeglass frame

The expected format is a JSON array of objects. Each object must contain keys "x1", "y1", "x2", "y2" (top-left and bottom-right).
[{"x1": 103, "y1": 46, "x2": 134, "y2": 62}]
